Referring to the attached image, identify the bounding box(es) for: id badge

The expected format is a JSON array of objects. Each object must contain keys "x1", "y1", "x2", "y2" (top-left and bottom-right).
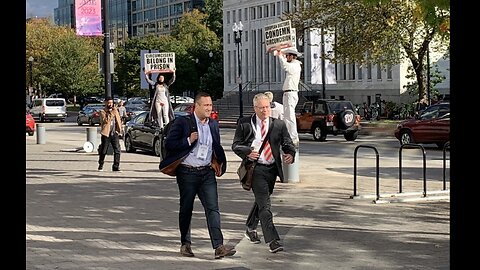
[
  {"x1": 251, "y1": 140, "x2": 262, "y2": 152},
  {"x1": 197, "y1": 144, "x2": 208, "y2": 160}
]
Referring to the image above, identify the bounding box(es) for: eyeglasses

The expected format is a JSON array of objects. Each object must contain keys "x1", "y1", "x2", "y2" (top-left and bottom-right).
[{"x1": 255, "y1": 105, "x2": 271, "y2": 111}]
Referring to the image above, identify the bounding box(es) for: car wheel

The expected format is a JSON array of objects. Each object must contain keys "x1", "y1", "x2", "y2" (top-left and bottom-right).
[
  {"x1": 338, "y1": 109, "x2": 356, "y2": 129},
  {"x1": 312, "y1": 124, "x2": 327, "y2": 141},
  {"x1": 125, "y1": 135, "x2": 136, "y2": 153},
  {"x1": 399, "y1": 130, "x2": 414, "y2": 145},
  {"x1": 77, "y1": 117, "x2": 83, "y2": 126},
  {"x1": 344, "y1": 130, "x2": 358, "y2": 141},
  {"x1": 153, "y1": 138, "x2": 162, "y2": 158}
]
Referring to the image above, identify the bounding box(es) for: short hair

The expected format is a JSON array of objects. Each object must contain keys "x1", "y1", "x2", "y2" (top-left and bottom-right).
[
  {"x1": 194, "y1": 92, "x2": 211, "y2": 103},
  {"x1": 253, "y1": 93, "x2": 269, "y2": 106},
  {"x1": 264, "y1": 91, "x2": 274, "y2": 102}
]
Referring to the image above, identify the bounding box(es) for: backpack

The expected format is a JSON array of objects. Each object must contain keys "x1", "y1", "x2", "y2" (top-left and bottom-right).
[{"x1": 161, "y1": 114, "x2": 196, "y2": 158}]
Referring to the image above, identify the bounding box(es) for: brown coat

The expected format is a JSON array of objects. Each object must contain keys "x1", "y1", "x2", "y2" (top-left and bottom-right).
[{"x1": 99, "y1": 107, "x2": 123, "y2": 137}]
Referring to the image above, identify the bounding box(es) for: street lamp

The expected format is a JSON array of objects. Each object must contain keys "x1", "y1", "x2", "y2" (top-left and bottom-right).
[
  {"x1": 233, "y1": 21, "x2": 244, "y2": 119},
  {"x1": 28, "y1": 56, "x2": 34, "y2": 98}
]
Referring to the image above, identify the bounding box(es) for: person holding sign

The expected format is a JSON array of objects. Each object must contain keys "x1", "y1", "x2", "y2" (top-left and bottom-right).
[
  {"x1": 145, "y1": 70, "x2": 176, "y2": 127},
  {"x1": 274, "y1": 48, "x2": 302, "y2": 147}
]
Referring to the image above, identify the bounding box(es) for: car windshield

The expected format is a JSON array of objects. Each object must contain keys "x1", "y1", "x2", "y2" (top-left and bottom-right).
[{"x1": 327, "y1": 101, "x2": 354, "y2": 113}]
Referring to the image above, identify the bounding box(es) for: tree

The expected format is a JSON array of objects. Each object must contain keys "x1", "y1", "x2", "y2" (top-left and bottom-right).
[
  {"x1": 203, "y1": 0, "x2": 224, "y2": 38},
  {"x1": 26, "y1": 19, "x2": 103, "y2": 100},
  {"x1": 171, "y1": 9, "x2": 223, "y2": 99},
  {"x1": 284, "y1": 0, "x2": 450, "y2": 102}
]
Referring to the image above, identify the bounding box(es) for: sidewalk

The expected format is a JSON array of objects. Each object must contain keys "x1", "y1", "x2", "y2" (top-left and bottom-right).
[{"x1": 26, "y1": 129, "x2": 449, "y2": 270}]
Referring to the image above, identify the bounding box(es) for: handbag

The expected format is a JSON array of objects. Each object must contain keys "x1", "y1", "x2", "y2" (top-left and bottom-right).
[{"x1": 237, "y1": 123, "x2": 272, "y2": 191}]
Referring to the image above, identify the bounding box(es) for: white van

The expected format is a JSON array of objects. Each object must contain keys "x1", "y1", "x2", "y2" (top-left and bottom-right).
[{"x1": 30, "y1": 98, "x2": 67, "y2": 122}]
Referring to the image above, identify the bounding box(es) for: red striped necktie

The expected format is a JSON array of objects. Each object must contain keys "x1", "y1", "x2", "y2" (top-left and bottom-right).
[{"x1": 261, "y1": 120, "x2": 273, "y2": 162}]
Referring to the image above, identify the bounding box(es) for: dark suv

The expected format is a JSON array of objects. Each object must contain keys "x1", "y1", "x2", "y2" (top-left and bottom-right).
[{"x1": 296, "y1": 99, "x2": 361, "y2": 141}]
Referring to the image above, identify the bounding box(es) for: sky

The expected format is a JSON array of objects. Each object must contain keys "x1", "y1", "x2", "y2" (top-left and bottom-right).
[{"x1": 26, "y1": 0, "x2": 57, "y2": 19}]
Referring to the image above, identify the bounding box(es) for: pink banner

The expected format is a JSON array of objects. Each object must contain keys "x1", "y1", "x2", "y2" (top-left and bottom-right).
[{"x1": 75, "y1": 0, "x2": 103, "y2": 36}]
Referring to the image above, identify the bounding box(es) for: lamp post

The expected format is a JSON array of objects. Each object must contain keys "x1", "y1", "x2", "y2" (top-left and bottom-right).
[
  {"x1": 320, "y1": 27, "x2": 326, "y2": 99},
  {"x1": 28, "y1": 56, "x2": 34, "y2": 99},
  {"x1": 233, "y1": 21, "x2": 244, "y2": 119}
]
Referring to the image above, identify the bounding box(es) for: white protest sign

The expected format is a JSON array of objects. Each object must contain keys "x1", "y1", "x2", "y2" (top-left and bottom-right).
[
  {"x1": 264, "y1": 20, "x2": 293, "y2": 53},
  {"x1": 144, "y1": 52, "x2": 176, "y2": 73}
]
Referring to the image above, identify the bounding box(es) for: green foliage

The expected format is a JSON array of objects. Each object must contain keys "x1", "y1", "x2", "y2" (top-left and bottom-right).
[
  {"x1": 203, "y1": 0, "x2": 224, "y2": 38},
  {"x1": 26, "y1": 19, "x2": 103, "y2": 98}
]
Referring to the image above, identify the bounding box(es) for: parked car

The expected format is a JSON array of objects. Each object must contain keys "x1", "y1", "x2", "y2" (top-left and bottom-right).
[
  {"x1": 173, "y1": 102, "x2": 219, "y2": 121},
  {"x1": 29, "y1": 98, "x2": 67, "y2": 122},
  {"x1": 124, "y1": 111, "x2": 165, "y2": 157},
  {"x1": 26, "y1": 112, "x2": 35, "y2": 136},
  {"x1": 76, "y1": 104, "x2": 104, "y2": 126},
  {"x1": 125, "y1": 104, "x2": 149, "y2": 122},
  {"x1": 296, "y1": 98, "x2": 361, "y2": 141},
  {"x1": 394, "y1": 102, "x2": 450, "y2": 148}
]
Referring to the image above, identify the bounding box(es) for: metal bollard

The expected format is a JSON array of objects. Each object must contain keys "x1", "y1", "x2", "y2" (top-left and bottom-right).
[
  {"x1": 86, "y1": 127, "x2": 98, "y2": 150},
  {"x1": 36, "y1": 123, "x2": 46, "y2": 144},
  {"x1": 283, "y1": 148, "x2": 300, "y2": 183}
]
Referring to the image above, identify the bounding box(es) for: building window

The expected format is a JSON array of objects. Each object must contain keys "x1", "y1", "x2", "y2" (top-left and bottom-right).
[
  {"x1": 145, "y1": 22, "x2": 156, "y2": 35},
  {"x1": 258, "y1": 6, "x2": 262, "y2": 19},
  {"x1": 349, "y1": 63, "x2": 355, "y2": 80},
  {"x1": 377, "y1": 64, "x2": 382, "y2": 80},
  {"x1": 156, "y1": 0, "x2": 168, "y2": 5},
  {"x1": 238, "y1": 9, "x2": 242, "y2": 22},
  {"x1": 367, "y1": 63, "x2": 372, "y2": 80},
  {"x1": 170, "y1": 3, "x2": 183, "y2": 16},
  {"x1": 227, "y1": 33, "x2": 231, "y2": 44},
  {"x1": 357, "y1": 64, "x2": 363, "y2": 80},
  {"x1": 284, "y1": 1, "x2": 290, "y2": 13},
  {"x1": 226, "y1": 11, "x2": 230, "y2": 24},
  {"x1": 250, "y1": 7, "x2": 255, "y2": 20},
  {"x1": 387, "y1": 64, "x2": 392, "y2": 79},
  {"x1": 245, "y1": 31, "x2": 248, "y2": 42},
  {"x1": 144, "y1": 9, "x2": 155, "y2": 21},
  {"x1": 277, "y1": 2, "x2": 281, "y2": 15},
  {"x1": 144, "y1": 0, "x2": 155, "y2": 9},
  {"x1": 264, "y1": 5, "x2": 269, "y2": 18},
  {"x1": 271, "y1": 3, "x2": 275, "y2": 16},
  {"x1": 157, "y1": 19, "x2": 169, "y2": 31},
  {"x1": 244, "y1": 8, "x2": 248, "y2": 21},
  {"x1": 232, "y1": 10, "x2": 236, "y2": 23},
  {"x1": 228, "y1": 51, "x2": 232, "y2": 84},
  {"x1": 156, "y1": 6, "x2": 168, "y2": 18},
  {"x1": 245, "y1": 48, "x2": 249, "y2": 81}
]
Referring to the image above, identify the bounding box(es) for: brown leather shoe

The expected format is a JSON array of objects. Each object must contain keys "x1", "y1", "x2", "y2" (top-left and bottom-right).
[
  {"x1": 180, "y1": 243, "x2": 194, "y2": 257},
  {"x1": 214, "y1": 244, "x2": 236, "y2": 259}
]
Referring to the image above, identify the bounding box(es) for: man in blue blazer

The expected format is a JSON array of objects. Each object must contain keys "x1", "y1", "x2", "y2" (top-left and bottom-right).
[{"x1": 159, "y1": 92, "x2": 235, "y2": 259}]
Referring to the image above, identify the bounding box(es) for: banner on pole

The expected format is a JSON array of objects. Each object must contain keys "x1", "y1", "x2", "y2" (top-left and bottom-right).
[
  {"x1": 75, "y1": 0, "x2": 102, "y2": 36},
  {"x1": 264, "y1": 20, "x2": 293, "y2": 53}
]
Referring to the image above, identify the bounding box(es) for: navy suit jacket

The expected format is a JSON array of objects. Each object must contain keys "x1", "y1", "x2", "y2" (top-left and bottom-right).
[{"x1": 159, "y1": 114, "x2": 227, "y2": 176}]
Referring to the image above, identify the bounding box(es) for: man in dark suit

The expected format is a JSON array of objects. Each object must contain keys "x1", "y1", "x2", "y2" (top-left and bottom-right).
[
  {"x1": 159, "y1": 92, "x2": 236, "y2": 259},
  {"x1": 232, "y1": 93, "x2": 296, "y2": 253}
]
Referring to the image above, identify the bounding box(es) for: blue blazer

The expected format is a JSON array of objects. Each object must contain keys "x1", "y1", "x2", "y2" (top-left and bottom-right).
[{"x1": 159, "y1": 114, "x2": 227, "y2": 176}]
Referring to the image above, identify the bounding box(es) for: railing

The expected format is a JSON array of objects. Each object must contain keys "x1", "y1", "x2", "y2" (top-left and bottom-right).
[{"x1": 351, "y1": 145, "x2": 380, "y2": 200}]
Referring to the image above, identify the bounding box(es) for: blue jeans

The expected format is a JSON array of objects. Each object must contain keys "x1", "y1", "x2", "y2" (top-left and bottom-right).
[{"x1": 176, "y1": 166, "x2": 224, "y2": 249}]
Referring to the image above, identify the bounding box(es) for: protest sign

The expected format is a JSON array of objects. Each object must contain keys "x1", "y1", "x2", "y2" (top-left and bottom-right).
[
  {"x1": 264, "y1": 20, "x2": 293, "y2": 53},
  {"x1": 144, "y1": 52, "x2": 176, "y2": 73}
]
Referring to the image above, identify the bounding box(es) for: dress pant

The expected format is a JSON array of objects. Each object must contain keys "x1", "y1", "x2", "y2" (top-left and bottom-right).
[
  {"x1": 176, "y1": 166, "x2": 224, "y2": 249},
  {"x1": 98, "y1": 133, "x2": 121, "y2": 170},
  {"x1": 283, "y1": 91, "x2": 299, "y2": 143},
  {"x1": 245, "y1": 164, "x2": 279, "y2": 244}
]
